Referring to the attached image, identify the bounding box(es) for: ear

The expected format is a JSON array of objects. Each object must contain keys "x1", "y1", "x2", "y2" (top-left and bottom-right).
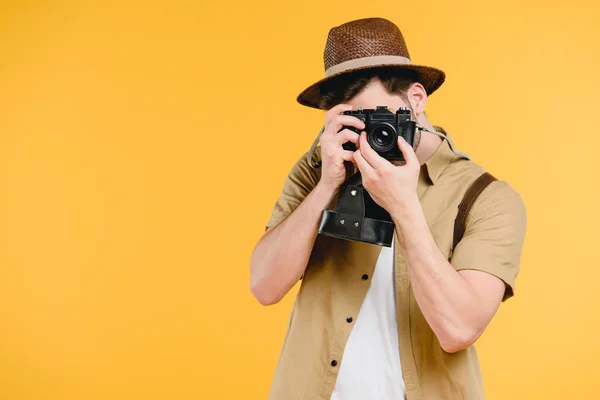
[{"x1": 407, "y1": 82, "x2": 428, "y2": 115}]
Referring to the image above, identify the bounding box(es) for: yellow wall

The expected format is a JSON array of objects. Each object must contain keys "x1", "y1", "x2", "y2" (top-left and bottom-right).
[{"x1": 1, "y1": 0, "x2": 598, "y2": 398}]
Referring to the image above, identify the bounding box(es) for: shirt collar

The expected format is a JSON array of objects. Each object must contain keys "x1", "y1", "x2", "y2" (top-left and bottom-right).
[{"x1": 422, "y1": 126, "x2": 465, "y2": 185}]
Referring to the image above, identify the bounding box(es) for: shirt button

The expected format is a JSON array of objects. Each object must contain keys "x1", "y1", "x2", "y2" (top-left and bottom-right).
[
  {"x1": 346, "y1": 317, "x2": 353, "y2": 323},
  {"x1": 362, "y1": 274, "x2": 369, "y2": 280},
  {"x1": 331, "y1": 360, "x2": 338, "y2": 367}
]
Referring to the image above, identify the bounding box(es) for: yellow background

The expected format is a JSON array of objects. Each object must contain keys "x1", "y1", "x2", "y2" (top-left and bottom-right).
[{"x1": 1, "y1": 0, "x2": 599, "y2": 399}]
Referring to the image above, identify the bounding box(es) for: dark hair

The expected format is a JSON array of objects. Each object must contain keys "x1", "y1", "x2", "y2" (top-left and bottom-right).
[{"x1": 319, "y1": 67, "x2": 419, "y2": 110}]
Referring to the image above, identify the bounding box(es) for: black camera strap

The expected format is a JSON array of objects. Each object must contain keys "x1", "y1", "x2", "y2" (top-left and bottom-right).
[{"x1": 317, "y1": 170, "x2": 396, "y2": 247}]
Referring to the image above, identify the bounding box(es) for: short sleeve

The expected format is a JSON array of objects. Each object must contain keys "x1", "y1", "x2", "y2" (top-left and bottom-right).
[
  {"x1": 450, "y1": 180, "x2": 527, "y2": 302},
  {"x1": 265, "y1": 147, "x2": 322, "y2": 230}
]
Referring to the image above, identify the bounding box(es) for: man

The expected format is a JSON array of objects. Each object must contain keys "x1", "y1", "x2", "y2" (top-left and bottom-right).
[{"x1": 249, "y1": 17, "x2": 527, "y2": 400}]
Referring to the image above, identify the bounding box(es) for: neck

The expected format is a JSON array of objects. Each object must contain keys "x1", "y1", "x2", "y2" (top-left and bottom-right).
[{"x1": 414, "y1": 114, "x2": 443, "y2": 165}]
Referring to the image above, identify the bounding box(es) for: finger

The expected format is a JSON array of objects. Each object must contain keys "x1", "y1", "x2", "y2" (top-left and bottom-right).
[
  {"x1": 359, "y1": 131, "x2": 390, "y2": 170},
  {"x1": 327, "y1": 148, "x2": 356, "y2": 165},
  {"x1": 321, "y1": 132, "x2": 357, "y2": 160},
  {"x1": 325, "y1": 103, "x2": 354, "y2": 125},
  {"x1": 353, "y1": 149, "x2": 376, "y2": 178},
  {"x1": 397, "y1": 136, "x2": 419, "y2": 167},
  {"x1": 332, "y1": 115, "x2": 366, "y2": 131},
  {"x1": 334, "y1": 150, "x2": 357, "y2": 173},
  {"x1": 341, "y1": 152, "x2": 358, "y2": 171},
  {"x1": 336, "y1": 129, "x2": 360, "y2": 146},
  {"x1": 323, "y1": 116, "x2": 365, "y2": 140},
  {"x1": 340, "y1": 150, "x2": 356, "y2": 162}
]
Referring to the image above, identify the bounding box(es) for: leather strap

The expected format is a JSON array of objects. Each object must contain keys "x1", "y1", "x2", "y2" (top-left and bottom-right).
[
  {"x1": 317, "y1": 170, "x2": 395, "y2": 247},
  {"x1": 452, "y1": 172, "x2": 497, "y2": 250},
  {"x1": 318, "y1": 210, "x2": 395, "y2": 247}
]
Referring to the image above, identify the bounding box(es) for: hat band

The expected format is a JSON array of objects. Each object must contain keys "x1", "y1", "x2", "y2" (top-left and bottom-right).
[{"x1": 324, "y1": 55, "x2": 412, "y2": 77}]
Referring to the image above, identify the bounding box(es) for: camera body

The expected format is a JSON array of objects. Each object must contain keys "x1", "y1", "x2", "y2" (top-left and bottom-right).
[{"x1": 340, "y1": 106, "x2": 417, "y2": 161}]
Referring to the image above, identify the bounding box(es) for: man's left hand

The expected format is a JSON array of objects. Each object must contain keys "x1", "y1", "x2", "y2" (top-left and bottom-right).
[{"x1": 352, "y1": 131, "x2": 421, "y2": 216}]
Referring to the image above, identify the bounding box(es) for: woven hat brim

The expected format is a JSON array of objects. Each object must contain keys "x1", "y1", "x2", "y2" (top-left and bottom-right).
[{"x1": 296, "y1": 64, "x2": 446, "y2": 110}]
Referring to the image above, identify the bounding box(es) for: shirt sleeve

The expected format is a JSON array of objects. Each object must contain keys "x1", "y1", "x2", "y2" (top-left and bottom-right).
[
  {"x1": 265, "y1": 147, "x2": 322, "y2": 230},
  {"x1": 450, "y1": 179, "x2": 528, "y2": 302}
]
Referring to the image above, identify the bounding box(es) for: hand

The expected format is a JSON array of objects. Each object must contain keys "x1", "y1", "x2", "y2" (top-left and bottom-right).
[
  {"x1": 318, "y1": 104, "x2": 365, "y2": 190},
  {"x1": 353, "y1": 132, "x2": 420, "y2": 216}
]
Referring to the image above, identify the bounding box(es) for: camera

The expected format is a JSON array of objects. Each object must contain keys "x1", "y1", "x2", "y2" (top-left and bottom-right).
[{"x1": 340, "y1": 106, "x2": 417, "y2": 161}]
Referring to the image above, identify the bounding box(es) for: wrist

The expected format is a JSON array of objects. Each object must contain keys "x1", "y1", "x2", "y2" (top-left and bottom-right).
[
  {"x1": 390, "y1": 194, "x2": 422, "y2": 224},
  {"x1": 316, "y1": 180, "x2": 341, "y2": 196},
  {"x1": 314, "y1": 180, "x2": 340, "y2": 205}
]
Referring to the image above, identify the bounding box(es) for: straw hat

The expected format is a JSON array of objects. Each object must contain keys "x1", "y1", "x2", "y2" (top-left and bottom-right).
[{"x1": 297, "y1": 17, "x2": 446, "y2": 110}]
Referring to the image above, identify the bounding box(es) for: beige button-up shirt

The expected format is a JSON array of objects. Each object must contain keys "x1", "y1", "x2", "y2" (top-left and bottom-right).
[{"x1": 264, "y1": 128, "x2": 527, "y2": 400}]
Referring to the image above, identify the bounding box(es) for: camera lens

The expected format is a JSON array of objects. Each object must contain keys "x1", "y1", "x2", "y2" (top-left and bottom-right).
[{"x1": 369, "y1": 123, "x2": 397, "y2": 152}]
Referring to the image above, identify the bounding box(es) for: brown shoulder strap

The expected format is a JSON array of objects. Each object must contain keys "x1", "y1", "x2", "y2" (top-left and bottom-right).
[{"x1": 452, "y1": 172, "x2": 497, "y2": 250}]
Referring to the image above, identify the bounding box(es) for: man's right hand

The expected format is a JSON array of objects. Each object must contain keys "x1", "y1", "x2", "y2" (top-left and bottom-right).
[
  {"x1": 318, "y1": 103, "x2": 365, "y2": 190},
  {"x1": 249, "y1": 104, "x2": 366, "y2": 305}
]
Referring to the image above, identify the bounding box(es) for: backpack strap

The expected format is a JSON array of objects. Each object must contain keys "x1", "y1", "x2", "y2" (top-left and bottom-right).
[{"x1": 452, "y1": 172, "x2": 497, "y2": 251}]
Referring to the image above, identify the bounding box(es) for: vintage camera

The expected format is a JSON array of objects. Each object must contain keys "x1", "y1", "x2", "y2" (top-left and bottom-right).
[{"x1": 340, "y1": 106, "x2": 417, "y2": 161}]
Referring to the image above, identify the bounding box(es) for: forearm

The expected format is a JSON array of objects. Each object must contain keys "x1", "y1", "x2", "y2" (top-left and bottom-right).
[
  {"x1": 391, "y1": 198, "x2": 487, "y2": 352},
  {"x1": 250, "y1": 182, "x2": 338, "y2": 305}
]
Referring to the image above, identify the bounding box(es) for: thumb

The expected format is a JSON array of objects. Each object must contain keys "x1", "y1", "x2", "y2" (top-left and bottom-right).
[{"x1": 397, "y1": 136, "x2": 418, "y2": 167}]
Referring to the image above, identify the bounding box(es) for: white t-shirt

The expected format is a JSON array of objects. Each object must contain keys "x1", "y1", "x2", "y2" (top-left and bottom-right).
[{"x1": 330, "y1": 236, "x2": 406, "y2": 400}]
